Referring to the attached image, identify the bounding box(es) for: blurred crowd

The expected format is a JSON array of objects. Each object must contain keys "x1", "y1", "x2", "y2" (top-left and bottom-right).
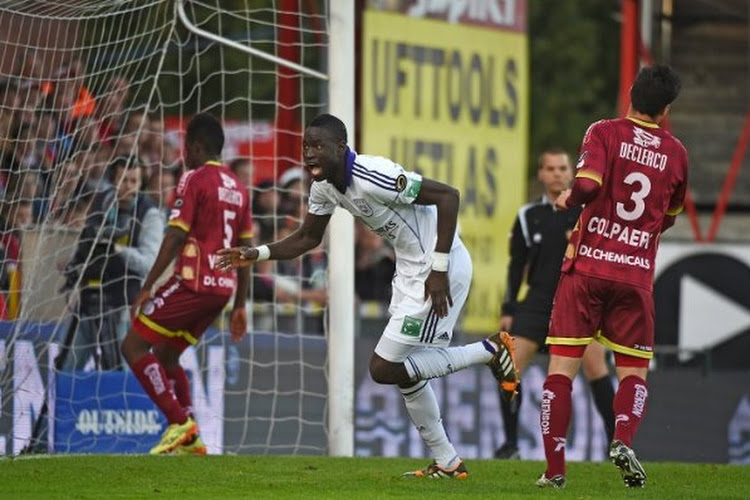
[{"x1": 0, "y1": 52, "x2": 395, "y2": 330}]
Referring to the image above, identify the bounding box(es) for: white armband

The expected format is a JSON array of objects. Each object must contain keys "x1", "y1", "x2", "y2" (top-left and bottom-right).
[
  {"x1": 431, "y1": 251, "x2": 449, "y2": 272},
  {"x1": 256, "y1": 245, "x2": 271, "y2": 261}
]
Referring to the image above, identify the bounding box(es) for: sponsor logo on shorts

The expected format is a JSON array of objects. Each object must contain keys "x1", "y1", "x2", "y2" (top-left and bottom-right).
[
  {"x1": 436, "y1": 331, "x2": 450, "y2": 341},
  {"x1": 142, "y1": 300, "x2": 155, "y2": 316},
  {"x1": 400, "y1": 316, "x2": 423, "y2": 337}
]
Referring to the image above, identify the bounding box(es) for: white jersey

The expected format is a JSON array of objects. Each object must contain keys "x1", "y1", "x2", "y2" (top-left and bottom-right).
[{"x1": 308, "y1": 151, "x2": 462, "y2": 279}]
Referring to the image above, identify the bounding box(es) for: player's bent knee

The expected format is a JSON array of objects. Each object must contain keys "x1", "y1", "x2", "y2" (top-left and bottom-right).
[{"x1": 369, "y1": 354, "x2": 402, "y2": 385}]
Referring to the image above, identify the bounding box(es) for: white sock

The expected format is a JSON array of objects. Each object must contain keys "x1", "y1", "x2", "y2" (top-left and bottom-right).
[
  {"x1": 400, "y1": 381, "x2": 460, "y2": 470},
  {"x1": 404, "y1": 342, "x2": 493, "y2": 382}
]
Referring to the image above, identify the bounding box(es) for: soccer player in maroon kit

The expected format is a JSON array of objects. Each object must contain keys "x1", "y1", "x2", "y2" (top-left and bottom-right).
[
  {"x1": 536, "y1": 65, "x2": 687, "y2": 488},
  {"x1": 120, "y1": 113, "x2": 252, "y2": 455}
]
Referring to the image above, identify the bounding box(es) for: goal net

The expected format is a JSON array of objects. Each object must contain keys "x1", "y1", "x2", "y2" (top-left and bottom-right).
[{"x1": 0, "y1": 0, "x2": 332, "y2": 456}]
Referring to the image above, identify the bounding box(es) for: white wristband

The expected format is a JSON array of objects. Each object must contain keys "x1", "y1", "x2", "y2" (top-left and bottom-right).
[
  {"x1": 431, "y1": 251, "x2": 449, "y2": 272},
  {"x1": 256, "y1": 245, "x2": 271, "y2": 261}
]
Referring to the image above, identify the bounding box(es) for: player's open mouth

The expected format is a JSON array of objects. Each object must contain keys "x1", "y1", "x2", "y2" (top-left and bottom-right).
[{"x1": 308, "y1": 165, "x2": 323, "y2": 178}]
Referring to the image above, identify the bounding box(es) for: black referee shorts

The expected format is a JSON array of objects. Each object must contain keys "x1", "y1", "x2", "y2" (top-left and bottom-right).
[{"x1": 508, "y1": 294, "x2": 553, "y2": 347}]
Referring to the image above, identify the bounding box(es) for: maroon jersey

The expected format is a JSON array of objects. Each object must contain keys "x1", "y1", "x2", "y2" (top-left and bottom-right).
[
  {"x1": 563, "y1": 117, "x2": 688, "y2": 290},
  {"x1": 168, "y1": 161, "x2": 253, "y2": 296}
]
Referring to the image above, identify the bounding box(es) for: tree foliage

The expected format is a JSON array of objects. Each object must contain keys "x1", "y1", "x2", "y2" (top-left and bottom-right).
[{"x1": 528, "y1": 0, "x2": 620, "y2": 173}]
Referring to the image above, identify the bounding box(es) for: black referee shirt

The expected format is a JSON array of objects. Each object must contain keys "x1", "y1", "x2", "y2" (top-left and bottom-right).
[{"x1": 501, "y1": 196, "x2": 582, "y2": 315}]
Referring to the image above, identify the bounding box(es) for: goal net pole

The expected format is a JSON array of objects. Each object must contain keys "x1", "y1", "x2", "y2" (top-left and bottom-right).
[
  {"x1": 327, "y1": 0, "x2": 356, "y2": 457},
  {"x1": 175, "y1": 0, "x2": 356, "y2": 457}
]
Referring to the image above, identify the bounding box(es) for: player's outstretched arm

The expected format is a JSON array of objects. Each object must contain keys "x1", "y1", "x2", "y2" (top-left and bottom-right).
[{"x1": 217, "y1": 212, "x2": 331, "y2": 270}]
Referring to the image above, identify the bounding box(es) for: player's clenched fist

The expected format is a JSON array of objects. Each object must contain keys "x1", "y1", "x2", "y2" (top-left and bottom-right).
[{"x1": 217, "y1": 246, "x2": 257, "y2": 270}]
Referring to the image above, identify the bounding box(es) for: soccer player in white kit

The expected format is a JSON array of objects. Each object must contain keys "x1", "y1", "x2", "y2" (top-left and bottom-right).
[{"x1": 218, "y1": 113, "x2": 518, "y2": 478}]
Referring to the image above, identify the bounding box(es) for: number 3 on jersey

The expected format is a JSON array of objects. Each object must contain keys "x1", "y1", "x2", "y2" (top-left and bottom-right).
[
  {"x1": 223, "y1": 209, "x2": 236, "y2": 248},
  {"x1": 616, "y1": 172, "x2": 651, "y2": 221}
]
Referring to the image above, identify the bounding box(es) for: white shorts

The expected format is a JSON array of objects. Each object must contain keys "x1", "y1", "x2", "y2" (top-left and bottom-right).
[{"x1": 375, "y1": 243, "x2": 472, "y2": 363}]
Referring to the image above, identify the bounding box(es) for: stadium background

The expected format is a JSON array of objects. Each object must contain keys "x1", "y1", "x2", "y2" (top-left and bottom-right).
[{"x1": 0, "y1": 0, "x2": 748, "y2": 465}]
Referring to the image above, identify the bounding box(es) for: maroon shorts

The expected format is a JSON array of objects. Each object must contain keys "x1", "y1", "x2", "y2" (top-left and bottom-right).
[
  {"x1": 132, "y1": 277, "x2": 230, "y2": 352},
  {"x1": 547, "y1": 271, "x2": 654, "y2": 364}
]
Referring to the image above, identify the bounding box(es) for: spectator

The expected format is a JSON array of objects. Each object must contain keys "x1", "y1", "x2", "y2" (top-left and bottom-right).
[
  {"x1": 278, "y1": 166, "x2": 306, "y2": 219},
  {"x1": 275, "y1": 216, "x2": 327, "y2": 303},
  {"x1": 138, "y1": 114, "x2": 164, "y2": 168},
  {"x1": 145, "y1": 165, "x2": 178, "y2": 220},
  {"x1": 7, "y1": 199, "x2": 33, "y2": 228},
  {"x1": 61, "y1": 156, "x2": 163, "y2": 370},
  {"x1": 59, "y1": 190, "x2": 94, "y2": 229},
  {"x1": 355, "y1": 219, "x2": 395, "y2": 302},
  {"x1": 0, "y1": 200, "x2": 26, "y2": 319},
  {"x1": 97, "y1": 76, "x2": 130, "y2": 143},
  {"x1": 48, "y1": 158, "x2": 82, "y2": 221},
  {"x1": 229, "y1": 157, "x2": 253, "y2": 192},
  {"x1": 252, "y1": 179, "x2": 280, "y2": 242},
  {"x1": 113, "y1": 134, "x2": 137, "y2": 159}
]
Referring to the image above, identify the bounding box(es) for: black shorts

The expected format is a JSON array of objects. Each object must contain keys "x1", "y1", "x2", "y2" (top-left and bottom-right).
[{"x1": 508, "y1": 293, "x2": 553, "y2": 346}]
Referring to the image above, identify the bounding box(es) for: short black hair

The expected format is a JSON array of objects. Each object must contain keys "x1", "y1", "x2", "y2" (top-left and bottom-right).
[
  {"x1": 630, "y1": 64, "x2": 681, "y2": 117},
  {"x1": 186, "y1": 112, "x2": 224, "y2": 155},
  {"x1": 308, "y1": 113, "x2": 347, "y2": 143},
  {"x1": 107, "y1": 156, "x2": 140, "y2": 182}
]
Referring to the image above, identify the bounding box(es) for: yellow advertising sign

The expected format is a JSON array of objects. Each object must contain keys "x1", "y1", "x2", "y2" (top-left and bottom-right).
[{"x1": 362, "y1": 10, "x2": 528, "y2": 333}]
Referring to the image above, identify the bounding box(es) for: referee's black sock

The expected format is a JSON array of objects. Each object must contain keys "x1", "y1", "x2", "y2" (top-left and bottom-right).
[
  {"x1": 589, "y1": 375, "x2": 615, "y2": 443},
  {"x1": 499, "y1": 382, "x2": 522, "y2": 446}
]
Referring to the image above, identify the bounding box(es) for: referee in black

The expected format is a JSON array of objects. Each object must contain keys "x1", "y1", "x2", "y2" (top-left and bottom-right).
[{"x1": 494, "y1": 147, "x2": 615, "y2": 459}]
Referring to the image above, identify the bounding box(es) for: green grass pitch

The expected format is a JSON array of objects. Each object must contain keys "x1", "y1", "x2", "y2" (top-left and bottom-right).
[{"x1": 0, "y1": 455, "x2": 747, "y2": 499}]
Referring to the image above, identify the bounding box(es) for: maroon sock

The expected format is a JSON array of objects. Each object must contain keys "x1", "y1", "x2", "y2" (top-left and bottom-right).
[
  {"x1": 165, "y1": 365, "x2": 193, "y2": 418},
  {"x1": 131, "y1": 353, "x2": 187, "y2": 425},
  {"x1": 541, "y1": 374, "x2": 573, "y2": 478},
  {"x1": 613, "y1": 375, "x2": 648, "y2": 447}
]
